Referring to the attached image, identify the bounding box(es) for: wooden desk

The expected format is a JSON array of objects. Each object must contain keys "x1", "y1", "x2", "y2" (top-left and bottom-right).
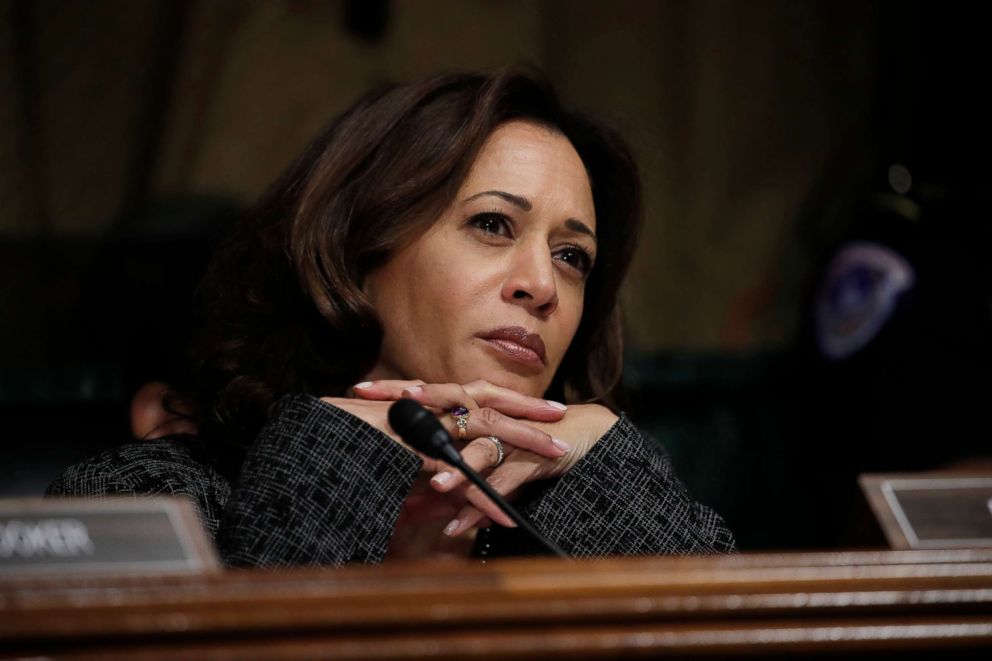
[{"x1": 2, "y1": 549, "x2": 991, "y2": 659}]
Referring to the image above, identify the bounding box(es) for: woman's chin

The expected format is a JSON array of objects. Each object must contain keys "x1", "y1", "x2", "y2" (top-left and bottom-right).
[{"x1": 462, "y1": 361, "x2": 549, "y2": 398}]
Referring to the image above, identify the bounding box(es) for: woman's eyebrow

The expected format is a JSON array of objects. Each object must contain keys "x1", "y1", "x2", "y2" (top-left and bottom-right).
[
  {"x1": 465, "y1": 190, "x2": 597, "y2": 241},
  {"x1": 565, "y1": 218, "x2": 597, "y2": 242},
  {"x1": 464, "y1": 189, "x2": 532, "y2": 211}
]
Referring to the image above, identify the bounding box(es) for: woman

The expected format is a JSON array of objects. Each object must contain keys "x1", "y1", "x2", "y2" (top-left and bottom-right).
[{"x1": 49, "y1": 68, "x2": 735, "y2": 565}]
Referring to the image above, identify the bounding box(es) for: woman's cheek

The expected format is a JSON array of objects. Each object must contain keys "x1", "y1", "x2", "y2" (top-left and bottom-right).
[
  {"x1": 563, "y1": 287, "x2": 585, "y2": 331},
  {"x1": 553, "y1": 294, "x2": 584, "y2": 364}
]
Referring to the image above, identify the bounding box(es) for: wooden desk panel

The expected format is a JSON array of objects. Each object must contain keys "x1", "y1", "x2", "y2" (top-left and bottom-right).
[{"x1": 2, "y1": 550, "x2": 991, "y2": 659}]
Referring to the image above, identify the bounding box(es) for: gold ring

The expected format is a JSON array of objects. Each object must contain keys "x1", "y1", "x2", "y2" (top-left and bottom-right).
[{"x1": 450, "y1": 406, "x2": 470, "y2": 441}]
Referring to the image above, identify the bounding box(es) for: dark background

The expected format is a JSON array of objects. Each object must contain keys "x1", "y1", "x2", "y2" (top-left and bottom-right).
[{"x1": 1, "y1": 0, "x2": 988, "y2": 550}]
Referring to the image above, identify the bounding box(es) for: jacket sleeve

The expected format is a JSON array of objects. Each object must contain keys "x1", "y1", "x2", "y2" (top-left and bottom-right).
[
  {"x1": 48, "y1": 393, "x2": 422, "y2": 567},
  {"x1": 217, "y1": 394, "x2": 420, "y2": 566},
  {"x1": 478, "y1": 414, "x2": 736, "y2": 559}
]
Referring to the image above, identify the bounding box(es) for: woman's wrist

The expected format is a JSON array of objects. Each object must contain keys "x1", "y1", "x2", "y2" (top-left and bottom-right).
[
  {"x1": 318, "y1": 396, "x2": 417, "y2": 454},
  {"x1": 526, "y1": 403, "x2": 618, "y2": 474}
]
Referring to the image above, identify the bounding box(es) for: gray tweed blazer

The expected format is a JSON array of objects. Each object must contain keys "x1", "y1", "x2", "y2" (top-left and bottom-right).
[{"x1": 47, "y1": 394, "x2": 735, "y2": 566}]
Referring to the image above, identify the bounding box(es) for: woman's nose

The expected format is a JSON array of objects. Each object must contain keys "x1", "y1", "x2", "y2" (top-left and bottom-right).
[{"x1": 500, "y1": 243, "x2": 559, "y2": 317}]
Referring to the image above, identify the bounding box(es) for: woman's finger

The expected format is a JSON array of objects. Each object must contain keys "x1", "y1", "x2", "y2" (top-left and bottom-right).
[
  {"x1": 451, "y1": 497, "x2": 513, "y2": 531},
  {"x1": 398, "y1": 383, "x2": 481, "y2": 414},
  {"x1": 431, "y1": 437, "x2": 504, "y2": 491},
  {"x1": 431, "y1": 441, "x2": 516, "y2": 493},
  {"x1": 444, "y1": 506, "x2": 487, "y2": 537},
  {"x1": 351, "y1": 380, "x2": 425, "y2": 400},
  {"x1": 442, "y1": 455, "x2": 544, "y2": 536},
  {"x1": 462, "y1": 379, "x2": 567, "y2": 421},
  {"x1": 434, "y1": 484, "x2": 495, "y2": 534},
  {"x1": 455, "y1": 407, "x2": 570, "y2": 458},
  {"x1": 355, "y1": 379, "x2": 566, "y2": 422},
  {"x1": 354, "y1": 381, "x2": 570, "y2": 459},
  {"x1": 388, "y1": 384, "x2": 570, "y2": 459}
]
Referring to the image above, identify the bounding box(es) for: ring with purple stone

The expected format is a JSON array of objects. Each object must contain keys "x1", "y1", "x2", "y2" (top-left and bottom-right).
[{"x1": 450, "y1": 406, "x2": 470, "y2": 440}]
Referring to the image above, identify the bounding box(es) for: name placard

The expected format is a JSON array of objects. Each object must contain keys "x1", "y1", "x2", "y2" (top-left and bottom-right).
[
  {"x1": 860, "y1": 473, "x2": 992, "y2": 549},
  {"x1": 0, "y1": 497, "x2": 220, "y2": 576}
]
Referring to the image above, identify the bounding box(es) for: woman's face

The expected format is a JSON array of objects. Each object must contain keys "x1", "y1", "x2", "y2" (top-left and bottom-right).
[{"x1": 362, "y1": 120, "x2": 597, "y2": 397}]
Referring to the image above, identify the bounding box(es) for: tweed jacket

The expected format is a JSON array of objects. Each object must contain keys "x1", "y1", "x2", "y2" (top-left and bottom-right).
[{"x1": 48, "y1": 393, "x2": 735, "y2": 566}]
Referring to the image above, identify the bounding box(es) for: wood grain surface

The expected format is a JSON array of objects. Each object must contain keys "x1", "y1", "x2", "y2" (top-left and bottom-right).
[{"x1": 2, "y1": 549, "x2": 991, "y2": 659}]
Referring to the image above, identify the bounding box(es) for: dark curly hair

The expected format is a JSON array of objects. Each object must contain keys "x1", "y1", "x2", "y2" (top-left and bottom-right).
[{"x1": 187, "y1": 67, "x2": 642, "y2": 453}]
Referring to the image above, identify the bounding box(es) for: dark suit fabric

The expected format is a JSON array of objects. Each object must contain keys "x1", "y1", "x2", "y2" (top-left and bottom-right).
[{"x1": 48, "y1": 394, "x2": 735, "y2": 565}]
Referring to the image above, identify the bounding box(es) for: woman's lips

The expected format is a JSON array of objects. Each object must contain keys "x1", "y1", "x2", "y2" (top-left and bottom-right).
[
  {"x1": 478, "y1": 327, "x2": 547, "y2": 367},
  {"x1": 484, "y1": 338, "x2": 543, "y2": 366}
]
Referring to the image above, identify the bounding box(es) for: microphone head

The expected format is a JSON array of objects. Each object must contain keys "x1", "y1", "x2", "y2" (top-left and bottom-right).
[{"x1": 388, "y1": 399, "x2": 451, "y2": 460}]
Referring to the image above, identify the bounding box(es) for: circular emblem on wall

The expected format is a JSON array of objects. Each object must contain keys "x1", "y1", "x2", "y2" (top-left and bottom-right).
[{"x1": 815, "y1": 241, "x2": 915, "y2": 360}]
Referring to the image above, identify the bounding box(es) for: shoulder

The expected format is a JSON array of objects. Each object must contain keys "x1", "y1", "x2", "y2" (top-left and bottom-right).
[
  {"x1": 46, "y1": 435, "x2": 230, "y2": 536},
  {"x1": 48, "y1": 436, "x2": 216, "y2": 494}
]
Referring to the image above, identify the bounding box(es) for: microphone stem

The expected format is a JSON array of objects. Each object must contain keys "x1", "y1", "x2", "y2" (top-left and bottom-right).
[{"x1": 452, "y1": 459, "x2": 570, "y2": 560}]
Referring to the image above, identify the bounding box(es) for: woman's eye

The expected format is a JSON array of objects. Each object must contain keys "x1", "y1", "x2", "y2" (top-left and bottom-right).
[
  {"x1": 469, "y1": 212, "x2": 512, "y2": 237},
  {"x1": 555, "y1": 246, "x2": 594, "y2": 275}
]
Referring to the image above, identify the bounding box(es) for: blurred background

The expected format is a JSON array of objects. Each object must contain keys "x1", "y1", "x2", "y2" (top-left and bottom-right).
[{"x1": 1, "y1": 0, "x2": 988, "y2": 550}]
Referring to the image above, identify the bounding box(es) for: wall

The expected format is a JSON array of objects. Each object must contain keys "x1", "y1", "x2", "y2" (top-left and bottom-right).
[{"x1": 0, "y1": 0, "x2": 882, "y2": 357}]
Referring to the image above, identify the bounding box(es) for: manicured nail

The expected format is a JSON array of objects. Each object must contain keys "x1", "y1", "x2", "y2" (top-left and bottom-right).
[
  {"x1": 404, "y1": 385, "x2": 423, "y2": 395},
  {"x1": 443, "y1": 519, "x2": 461, "y2": 536},
  {"x1": 551, "y1": 437, "x2": 572, "y2": 454},
  {"x1": 353, "y1": 382, "x2": 372, "y2": 389},
  {"x1": 545, "y1": 400, "x2": 567, "y2": 411},
  {"x1": 432, "y1": 471, "x2": 452, "y2": 487}
]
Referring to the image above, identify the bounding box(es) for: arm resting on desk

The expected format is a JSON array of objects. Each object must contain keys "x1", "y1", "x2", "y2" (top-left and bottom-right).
[
  {"x1": 48, "y1": 394, "x2": 421, "y2": 567},
  {"x1": 480, "y1": 414, "x2": 736, "y2": 557}
]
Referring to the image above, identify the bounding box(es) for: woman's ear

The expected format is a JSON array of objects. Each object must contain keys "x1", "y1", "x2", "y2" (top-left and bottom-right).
[{"x1": 131, "y1": 381, "x2": 197, "y2": 440}]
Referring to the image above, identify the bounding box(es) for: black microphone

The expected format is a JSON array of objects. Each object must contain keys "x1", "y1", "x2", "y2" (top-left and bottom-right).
[{"x1": 388, "y1": 399, "x2": 569, "y2": 559}]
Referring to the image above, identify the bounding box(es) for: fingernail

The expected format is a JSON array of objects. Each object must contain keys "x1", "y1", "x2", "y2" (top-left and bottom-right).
[
  {"x1": 443, "y1": 519, "x2": 461, "y2": 536},
  {"x1": 353, "y1": 382, "x2": 372, "y2": 389},
  {"x1": 404, "y1": 385, "x2": 423, "y2": 395},
  {"x1": 545, "y1": 400, "x2": 567, "y2": 410},
  {"x1": 432, "y1": 471, "x2": 452, "y2": 487},
  {"x1": 552, "y1": 437, "x2": 571, "y2": 454}
]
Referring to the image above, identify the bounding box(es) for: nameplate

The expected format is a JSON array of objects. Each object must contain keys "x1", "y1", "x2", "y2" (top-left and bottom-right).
[
  {"x1": 860, "y1": 473, "x2": 992, "y2": 549},
  {"x1": 0, "y1": 497, "x2": 220, "y2": 576}
]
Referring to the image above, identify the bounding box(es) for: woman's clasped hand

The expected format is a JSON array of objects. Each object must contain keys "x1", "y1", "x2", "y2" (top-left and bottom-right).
[{"x1": 324, "y1": 379, "x2": 618, "y2": 538}]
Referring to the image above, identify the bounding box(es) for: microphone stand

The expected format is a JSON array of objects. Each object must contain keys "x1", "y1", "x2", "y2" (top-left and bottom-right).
[
  {"x1": 446, "y1": 455, "x2": 569, "y2": 560},
  {"x1": 387, "y1": 399, "x2": 570, "y2": 560}
]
